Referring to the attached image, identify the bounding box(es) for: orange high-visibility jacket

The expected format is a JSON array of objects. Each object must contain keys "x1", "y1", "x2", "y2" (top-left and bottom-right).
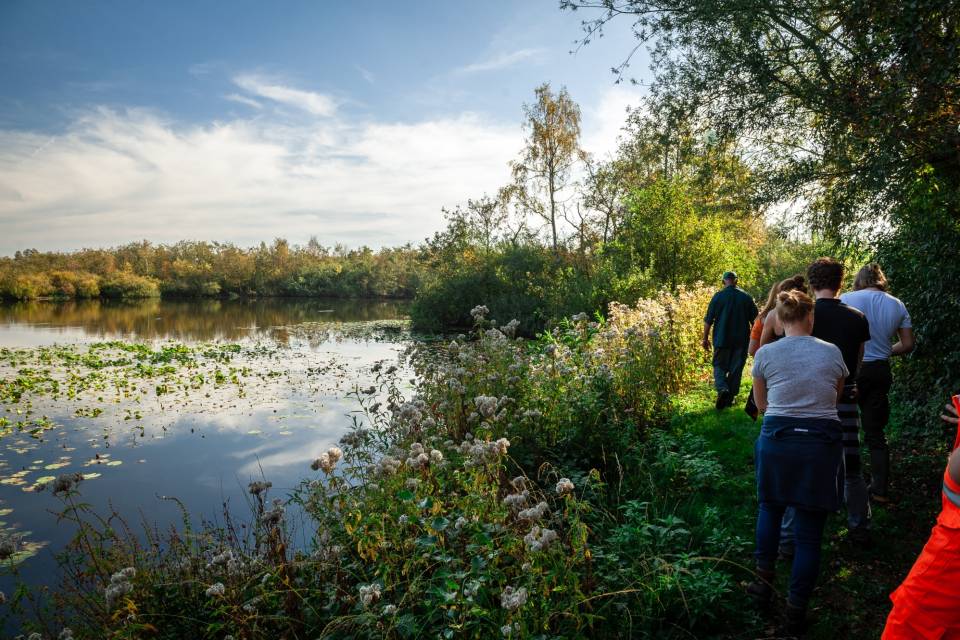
[{"x1": 883, "y1": 395, "x2": 960, "y2": 640}]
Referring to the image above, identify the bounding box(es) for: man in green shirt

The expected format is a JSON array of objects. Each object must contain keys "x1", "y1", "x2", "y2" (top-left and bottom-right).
[{"x1": 702, "y1": 271, "x2": 759, "y2": 409}]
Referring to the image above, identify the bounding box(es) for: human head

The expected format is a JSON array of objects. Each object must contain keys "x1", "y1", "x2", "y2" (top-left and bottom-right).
[
  {"x1": 854, "y1": 263, "x2": 888, "y2": 291},
  {"x1": 776, "y1": 289, "x2": 815, "y2": 332},
  {"x1": 722, "y1": 270, "x2": 738, "y2": 286},
  {"x1": 807, "y1": 257, "x2": 844, "y2": 294},
  {"x1": 761, "y1": 274, "x2": 806, "y2": 317}
]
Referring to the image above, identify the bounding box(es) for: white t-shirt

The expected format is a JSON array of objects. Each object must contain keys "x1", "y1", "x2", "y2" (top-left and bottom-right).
[{"x1": 840, "y1": 289, "x2": 912, "y2": 362}]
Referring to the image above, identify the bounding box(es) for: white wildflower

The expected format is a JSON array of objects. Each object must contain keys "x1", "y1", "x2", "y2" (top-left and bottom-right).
[
  {"x1": 205, "y1": 582, "x2": 226, "y2": 598},
  {"x1": 500, "y1": 586, "x2": 528, "y2": 610},
  {"x1": 359, "y1": 583, "x2": 381, "y2": 607},
  {"x1": 454, "y1": 516, "x2": 468, "y2": 530},
  {"x1": 517, "y1": 501, "x2": 549, "y2": 522},
  {"x1": 524, "y1": 525, "x2": 559, "y2": 552},
  {"x1": 474, "y1": 396, "x2": 498, "y2": 419},
  {"x1": 470, "y1": 305, "x2": 489, "y2": 320},
  {"x1": 502, "y1": 490, "x2": 529, "y2": 509},
  {"x1": 555, "y1": 478, "x2": 574, "y2": 495},
  {"x1": 382, "y1": 604, "x2": 397, "y2": 616}
]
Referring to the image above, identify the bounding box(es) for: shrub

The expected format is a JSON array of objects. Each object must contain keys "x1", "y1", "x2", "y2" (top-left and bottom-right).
[{"x1": 98, "y1": 272, "x2": 161, "y2": 299}]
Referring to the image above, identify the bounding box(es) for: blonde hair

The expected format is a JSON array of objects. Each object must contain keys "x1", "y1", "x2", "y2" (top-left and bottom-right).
[
  {"x1": 775, "y1": 289, "x2": 814, "y2": 325},
  {"x1": 760, "y1": 274, "x2": 806, "y2": 318},
  {"x1": 854, "y1": 263, "x2": 888, "y2": 291}
]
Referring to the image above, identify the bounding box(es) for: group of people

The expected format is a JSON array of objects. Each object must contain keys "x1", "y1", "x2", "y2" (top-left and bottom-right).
[{"x1": 702, "y1": 260, "x2": 960, "y2": 637}]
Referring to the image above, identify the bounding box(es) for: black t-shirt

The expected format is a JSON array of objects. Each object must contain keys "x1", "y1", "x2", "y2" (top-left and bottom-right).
[{"x1": 812, "y1": 298, "x2": 871, "y2": 383}]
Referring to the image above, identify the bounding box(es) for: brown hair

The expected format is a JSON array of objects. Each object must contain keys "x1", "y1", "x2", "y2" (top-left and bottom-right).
[
  {"x1": 853, "y1": 263, "x2": 888, "y2": 291},
  {"x1": 776, "y1": 289, "x2": 814, "y2": 325},
  {"x1": 807, "y1": 257, "x2": 844, "y2": 292},
  {"x1": 760, "y1": 274, "x2": 806, "y2": 319}
]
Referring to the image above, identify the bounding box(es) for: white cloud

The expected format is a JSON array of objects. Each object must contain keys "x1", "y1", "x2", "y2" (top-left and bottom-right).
[
  {"x1": 225, "y1": 93, "x2": 264, "y2": 109},
  {"x1": 581, "y1": 85, "x2": 645, "y2": 160},
  {"x1": 233, "y1": 74, "x2": 337, "y2": 117},
  {"x1": 0, "y1": 83, "x2": 641, "y2": 255},
  {"x1": 0, "y1": 106, "x2": 522, "y2": 253},
  {"x1": 455, "y1": 48, "x2": 547, "y2": 74}
]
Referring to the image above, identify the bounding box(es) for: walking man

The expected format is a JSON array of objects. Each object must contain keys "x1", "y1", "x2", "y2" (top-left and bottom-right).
[
  {"x1": 841, "y1": 263, "x2": 915, "y2": 502},
  {"x1": 805, "y1": 257, "x2": 872, "y2": 541},
  {"x1": 703, "y1": 270, "x2": 758, "y2": 409}
]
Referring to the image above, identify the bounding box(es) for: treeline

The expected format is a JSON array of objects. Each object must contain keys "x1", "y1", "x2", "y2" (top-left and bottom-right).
[
  {"x1": 0, "y1": 240, "x2": 425, "y2": 300},
  {"x1": 409, "y1": 84, "x2": 835, "y2": 335}
]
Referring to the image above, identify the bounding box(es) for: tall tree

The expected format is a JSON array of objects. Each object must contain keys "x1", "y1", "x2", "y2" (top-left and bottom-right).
[
  {"x1": 562, "y1": 0, "x2": 960, "y2": 232},
  {"x1": 507, "y1": 83, "x2": 585, "y2": 251}
]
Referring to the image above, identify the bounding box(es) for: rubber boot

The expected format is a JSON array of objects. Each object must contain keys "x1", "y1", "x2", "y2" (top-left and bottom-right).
[
  {"x1": 869, "y1": 448, "x2": 890, "y2": 501},
  {"x1": 746, "y1": 568, "x2": 775, "y2": 607}
]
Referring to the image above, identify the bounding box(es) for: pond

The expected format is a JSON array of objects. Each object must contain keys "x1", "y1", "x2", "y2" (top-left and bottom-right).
[{"x1": 0, "y1": 297, "x2": 412, "y2": 602}]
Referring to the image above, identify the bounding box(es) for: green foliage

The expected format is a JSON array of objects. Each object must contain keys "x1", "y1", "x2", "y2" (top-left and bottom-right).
[
  {"x1": 876, "y1": 168, "x2": 960, "y2": 428},
  {"x1": 563, "y1": 0, "x2": 960, "y2": 235},
  {"x1": 98, "y1": 271, "x2": 160, "y2": 299},
  {"x1": 410, "y1": 244, "x2": 595, "y2": 336}
]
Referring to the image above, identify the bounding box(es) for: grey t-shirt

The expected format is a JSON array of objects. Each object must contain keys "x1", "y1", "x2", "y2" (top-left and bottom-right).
[
  {"x1": 752, "y1": 336, "x2": 848, "y2": 420},
  {"x1": 840, "y1": 289, "x2": 912, "y2": 362}
]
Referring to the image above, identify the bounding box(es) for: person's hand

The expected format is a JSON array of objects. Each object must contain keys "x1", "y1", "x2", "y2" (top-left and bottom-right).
[
  {"x1": 941, "y1": 398, "x2": 960, "y2": 425},
  {"x1": 702, "y1": 338, "x2": 711, "y2": 351}
]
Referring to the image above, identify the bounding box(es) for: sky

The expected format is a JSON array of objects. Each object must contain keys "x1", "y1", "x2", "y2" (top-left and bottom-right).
[{"x1": 0, "y1": 1, "x2": 651, "y2": 256}]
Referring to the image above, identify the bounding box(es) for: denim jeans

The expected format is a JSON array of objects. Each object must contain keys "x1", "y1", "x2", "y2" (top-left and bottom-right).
[
  {"x1": 755, "y1": 502, "x2": 828, "y2": 608},
  {"x1": 712, "y1": 346, "x2": 747, "y2": 397}
]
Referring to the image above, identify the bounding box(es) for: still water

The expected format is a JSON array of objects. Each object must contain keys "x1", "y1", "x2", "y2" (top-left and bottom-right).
[{"x1": 0, "y1": 298, "x2": 411, "y2": 598}]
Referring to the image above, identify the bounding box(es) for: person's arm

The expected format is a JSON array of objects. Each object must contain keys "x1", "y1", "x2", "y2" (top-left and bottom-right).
[
  {"x1": 748, "y1": 317, "x2": 763, "y2": 356},
  {"x1": 891, "y1": 327, "x2": 915, "y2": 356},
  {"x1": 702, "y1": 296, "x2": 716, "y2": 350},
  {"x1": 758, "y1": 310, "x2": 779, "y2": 348},
  {"x1": 753, "y1": 375, "x2": 768, "y2": 413},
  {"x1": 748, "y1": 337, "x2": 761, "y2": 357},
  {"x1": 942, "y1": 401, "x2": 960, "y2": 485},
  {"x1": 836, "y1": 377, "x2": 845, "y2": 402}
]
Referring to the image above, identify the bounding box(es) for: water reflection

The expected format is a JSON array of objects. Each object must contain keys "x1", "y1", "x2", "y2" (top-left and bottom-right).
[
  {"x1": 0, "y1": 297, "x2": 410, "y2": 622},
  {"x1": 0, "y1": 297, "x2": 409, "y2": 343}
]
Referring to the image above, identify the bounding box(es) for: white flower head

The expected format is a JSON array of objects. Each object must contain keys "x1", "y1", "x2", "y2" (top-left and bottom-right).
[
  {"x1": 555, "y1": 478, "x2": 574, "y2": 495},
  {"x1": 205, "y1": 582, "x2": 226, "y2": 598},
  {"x1": 500, "y1": 586, "x2": 528, "y2": 610}
]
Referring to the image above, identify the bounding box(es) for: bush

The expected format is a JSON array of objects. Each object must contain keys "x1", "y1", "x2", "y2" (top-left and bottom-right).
[
  {"x1": 98, "y1": 272, "x2": 161, "y2": 299},
  {"x1": 876, "y1": 167, "x2": 960, "y2": 431}
]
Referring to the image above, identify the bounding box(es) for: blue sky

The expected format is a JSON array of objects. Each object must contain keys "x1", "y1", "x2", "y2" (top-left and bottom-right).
[{"x1": 0, "y1": 0, "x2": 650, "y2": 255}]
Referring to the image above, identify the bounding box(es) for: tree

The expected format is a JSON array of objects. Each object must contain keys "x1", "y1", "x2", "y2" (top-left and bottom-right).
[
  {"x1": 507, "y1": 83, "x2": 586, "y2": 251},
  {"x1": 562, "y1": 0, "x2": 960, "y2": 233}
]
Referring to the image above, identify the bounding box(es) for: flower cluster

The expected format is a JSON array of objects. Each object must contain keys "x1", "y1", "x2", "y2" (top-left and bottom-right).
[
  {"x1": 311, "y1": 446, "x2": 343, "y2": 474},
  {"x1": 105, "y1": 567, "x2": 135, "y2": 608},
  {"x1": 500, "y1": 585, "x2": 528, "y2": 610},
  {"x1": 405, "y1": 442, "x2": 442, "y2": 469},
  {"x1": 207, "y1": 549, "x2": 244, "y2": 575},
  {"x1": 517, "y1": 501, "x2": 549, "y2": 522},
  {"x1": 470, "y1": 305, "x2": 490, "y2": 321},
  {"x1": 524, "y1": 525, "x2": 559, "y2": 552},
  {"x1": 205, "y1": 582, "x2": 225, "y2": 598},
  {"x1": 248, "y1": 480, "x2": 272, "y2": 496},
  {"x1": 555, "y1": 478, "x2": 574, "y2": 495},
  {"x1": 459, "y1": 436, "x2": 511, "y2": 467},
  {"x1": 52, "y1": 472, "x2": 85, "y2": 495},
  {"x1": 359, "y1": 583, "x2": 381, "y2": 607}
]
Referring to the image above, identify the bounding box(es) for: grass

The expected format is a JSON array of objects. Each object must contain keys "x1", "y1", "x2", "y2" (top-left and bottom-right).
[{"x1": 668, "y1": 380, "x2": 945, "y2": 639}]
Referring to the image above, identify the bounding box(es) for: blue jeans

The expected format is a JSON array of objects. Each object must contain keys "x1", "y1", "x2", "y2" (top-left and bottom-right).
[
  {"x1": 755, "y1": 502, "x2": 828, "y2": 608},
  {"x1": 713, "y1": 346, "x2": 747, "y2": 396}
]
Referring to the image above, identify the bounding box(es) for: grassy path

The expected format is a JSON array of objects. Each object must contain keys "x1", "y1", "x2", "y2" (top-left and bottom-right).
[{"x1": 670, "y1": 383, "x2": 944, "y2": 639}]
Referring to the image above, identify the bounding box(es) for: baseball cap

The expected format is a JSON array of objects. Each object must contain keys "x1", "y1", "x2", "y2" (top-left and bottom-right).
[{"x1": 722, "y1": 271, "x2": 737, "y2": 281}]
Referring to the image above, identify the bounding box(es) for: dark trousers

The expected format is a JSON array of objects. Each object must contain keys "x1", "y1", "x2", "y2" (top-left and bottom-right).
[
  {"x1": 713, "y1": 346, "x2": 747, "y2": 397},
  {"x1": 857, "y1": 360, "x2": 893, "y2": 496},
  {"x1": 755, "y1": 502, "x2": 828, "y2": 608}
]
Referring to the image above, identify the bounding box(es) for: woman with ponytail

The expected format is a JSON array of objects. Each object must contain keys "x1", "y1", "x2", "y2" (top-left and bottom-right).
[{"x1": 747, "y1": 289, "x2": 848, "y2": 634}]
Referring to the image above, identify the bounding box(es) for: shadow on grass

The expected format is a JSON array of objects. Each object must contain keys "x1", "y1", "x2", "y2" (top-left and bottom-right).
[{"x1": 669, "y1": 381, "x2": 944, "y2": 639}]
